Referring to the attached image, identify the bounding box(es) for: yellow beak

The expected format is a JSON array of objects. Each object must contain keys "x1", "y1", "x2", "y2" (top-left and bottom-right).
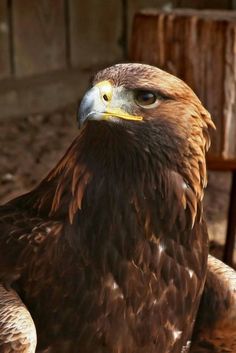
[
  {"x1": 100, "y1": 108, "x2": 143, "y2": 121},
  {"x1": 78, "y1": 80, "x2": 143, "y2": 127}
]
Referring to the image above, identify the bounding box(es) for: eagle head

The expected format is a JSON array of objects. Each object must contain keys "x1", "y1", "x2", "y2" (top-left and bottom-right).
[{"x1": 78, "y1": 63, "x2": 215, "y2": 203}]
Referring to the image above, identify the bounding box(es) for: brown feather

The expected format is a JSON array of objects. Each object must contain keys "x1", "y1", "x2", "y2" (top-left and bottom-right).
[{"x1": 0, "y1": 63, "x2": 215, "y2": 353}]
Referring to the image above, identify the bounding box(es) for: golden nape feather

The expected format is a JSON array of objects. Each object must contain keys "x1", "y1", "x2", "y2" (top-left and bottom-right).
[{"x1": 0, "y1": 63, "x2": 234, "y2": 353}]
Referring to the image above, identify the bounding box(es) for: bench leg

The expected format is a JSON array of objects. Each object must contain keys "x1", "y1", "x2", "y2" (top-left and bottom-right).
[{"x1": 223, "y1": 170, "x2": 236, "y2": 267}]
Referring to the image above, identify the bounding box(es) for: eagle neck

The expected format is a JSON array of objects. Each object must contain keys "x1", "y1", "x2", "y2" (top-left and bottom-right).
[{"x1": 39, "y1": 122, "x2": 203, "y2": 237}]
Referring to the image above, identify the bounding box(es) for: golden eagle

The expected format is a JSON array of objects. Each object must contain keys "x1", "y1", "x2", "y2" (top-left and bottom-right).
[{"x1": 0, "y1": 64, "x2": 234, "y2": 353}]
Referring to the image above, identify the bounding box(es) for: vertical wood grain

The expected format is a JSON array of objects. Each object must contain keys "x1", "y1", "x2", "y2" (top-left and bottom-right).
[
  {"x1": 12, "y1": 0, "x2": 67, "y2": 77},
  {"x1": 0, "y1": 0, "x2": 11, "y2": 78},
  {"x1": 69, "y1": 0, "x2": 123, "y2": 69},
  {"x1": 127, "y1": 0, "x2": 175, "y2": 47},
  {"x1": 223, "y1": 23, "x2": 236, "y2": 158}
]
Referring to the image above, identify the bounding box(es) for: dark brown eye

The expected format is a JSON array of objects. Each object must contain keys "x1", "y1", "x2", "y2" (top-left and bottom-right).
[{"x1": 134, "y1": 90, "x2": 157, "y2": 107}]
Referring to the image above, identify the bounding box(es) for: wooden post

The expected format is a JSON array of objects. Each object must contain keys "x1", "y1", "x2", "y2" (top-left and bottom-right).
[
  {"x1": 12, "y1": 0, "x2": 67, "y2": 77},
  {"x1": 223, "y1": 171, "x2": 236, "y2": 266},
  {"x1": 69, "y1": 0, "x2": 123, "y2": 69},
  {"x1": 131, "y1": 10, "x2": 236, "y2": 160},
  {"x1": 0, "y1": 0, "x2": 11, "y2": 79}
]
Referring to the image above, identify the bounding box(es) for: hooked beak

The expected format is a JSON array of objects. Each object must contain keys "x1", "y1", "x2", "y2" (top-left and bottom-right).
[{"x1": 78, "y1": 80, "x2": 143, "y2": 128}]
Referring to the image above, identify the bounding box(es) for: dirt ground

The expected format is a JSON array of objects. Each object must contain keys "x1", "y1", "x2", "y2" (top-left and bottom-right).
[{"x1": 0, "y1": 108, "x2": 234, "y2": 264}]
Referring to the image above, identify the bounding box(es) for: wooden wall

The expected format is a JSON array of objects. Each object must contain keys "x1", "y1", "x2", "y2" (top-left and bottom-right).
[
  {"x1": 0, "y1": 0, "x2": 234, "y2": 118},
  {"x1": 0, "y1": 0, "x2": 124, "y2": 79}
]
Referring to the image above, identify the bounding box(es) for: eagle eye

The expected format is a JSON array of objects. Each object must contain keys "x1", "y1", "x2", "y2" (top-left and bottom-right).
[{"x1": 134, "y1": 90, "x2": 158, "y2": 108}]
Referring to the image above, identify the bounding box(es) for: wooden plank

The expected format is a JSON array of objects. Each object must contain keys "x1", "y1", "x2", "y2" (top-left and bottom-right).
[
  {"x1": 131, "y1": 13, "x2": 160, "y2": 65},
  {"x1": 12, "y1": 0, "x2": 66, "y2": 77},
  {"x1": 129, "y1": 0, "x2": 231, "y2": 48},
  {"x1": 127, "y1": 0, "x2": 175, "y2": 46},
  {"x1": 0, "y1": 0, "x2": 11, "y2": 78},
  {"x1": 0, "y1": 68, "x2": 94, "y2": 119},
  {"x1": 177, "y1": 0, "x2": 232, "y2": 9},
  {"x1": 223, "y1": 170, "x2": 236, "y2": 267},
  {"x1": 69, "y1": 0, "x2": 123, "y2": 69},
  {"x1": 222, "y1": 23, "x2": 236, "y2": 158},
  {"x1": 183, "y1": 18, "x2": 226, "y2": 156},
  {"x1": 207, "y1": 157, "x2": 236, "y2": 171}
]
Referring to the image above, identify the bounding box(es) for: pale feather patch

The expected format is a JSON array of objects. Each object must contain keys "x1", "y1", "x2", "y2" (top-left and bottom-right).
[
  {"x1": 173, "y1": 329, "x2": 182, "y2": 341},
  {"x1": 165, "y1": 321, "x2": 183, "y2": 343},
  {"x1": 111, "y1": 281, "x2": 119, "y2": 290},
  {"x1": 159, "y1": 243, "x2": 165, "y2": 254},
  {"x1": 188, "y1": 269, "x2": 194, "y2": 278},
  {"x1": 181, "y1": 340, "x2": 191, "y2": 353},
  {"x1": 104, "y1": 274, "x2": 124, "y2": 300}
]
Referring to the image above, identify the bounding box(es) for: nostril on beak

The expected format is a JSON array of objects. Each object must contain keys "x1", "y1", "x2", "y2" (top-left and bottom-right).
[{"x1": 103, "y1": 94, "x2": 109, "y2": 102}]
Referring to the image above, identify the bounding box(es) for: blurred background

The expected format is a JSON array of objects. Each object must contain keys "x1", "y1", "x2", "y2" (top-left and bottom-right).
[{"x1": 0, "y1": 0, "x2": 235, "y2": 266}]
